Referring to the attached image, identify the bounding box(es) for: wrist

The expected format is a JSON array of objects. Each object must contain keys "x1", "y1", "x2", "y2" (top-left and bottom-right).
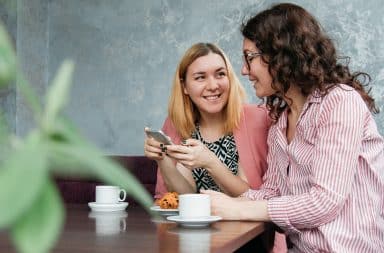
[
  {"x1": 157, "y1": 156, "x2": 174, "y2": 170},
  {"x1": 238, "y1": 200, "x2": 270, "y2": 221},
  {"x1": 204, "y1": 155, "x2": 222, "y2": 173}
]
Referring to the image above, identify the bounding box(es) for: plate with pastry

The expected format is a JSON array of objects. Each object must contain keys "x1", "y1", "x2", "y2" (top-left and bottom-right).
[{"x1": 150, "y1": 192, "x2": 179, "y2": 216}]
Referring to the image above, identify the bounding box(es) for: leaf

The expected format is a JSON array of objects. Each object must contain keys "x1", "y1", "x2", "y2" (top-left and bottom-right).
[
  {"x1": 51, "y1": 116, "x2": 89, "y2": 145},
  {"x1": 16, "y1": 75, "x2": 43, "y2": 124},
  {"x1": 0, "y1": 21, "x2": 16, "y2": 86},
  {"x1": 43, "y1": 60, "x2": 74, "y2": 132},
  {"x1": 49, "y1": 140, "x2": 153, "y2": 209},
  {"x1": 11, "y1": 179, "x2": 64, "y2": 253},
  {"x1": 0, "y1": 131, "x2": 48, "y2": 228},
  {"x1": 48, "y1": 117, "x2": 99, "y2": 177},
  {"x1": 47, "y1": 117, "x2": 153, "y2": 210},
  {"x1": 0, "y1": 111, "x2": 11, "y2": 160}
]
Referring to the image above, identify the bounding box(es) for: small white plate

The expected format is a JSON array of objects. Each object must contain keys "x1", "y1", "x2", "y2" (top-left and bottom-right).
[
  {"x1": 166, "y1": 215, "x2": 222, "y2": 228},
  {"x1": 150, "y1": 205, "x2": 179, "y2": 216},
  {"x1": 88, "y1": 202, "x2": 129, "y2": 212}
]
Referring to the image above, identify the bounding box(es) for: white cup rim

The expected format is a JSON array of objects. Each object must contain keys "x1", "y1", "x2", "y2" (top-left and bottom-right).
[
  {"x1": 96, "y1": 185, "x2": 119, "y2": 188},
  {"x1": 179, "y1": 193, "x2": 209, "y2": 198}
]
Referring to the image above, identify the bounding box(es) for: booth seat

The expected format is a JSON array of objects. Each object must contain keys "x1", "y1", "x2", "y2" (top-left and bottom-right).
[{"x1": 55, "y1": 155, "x2": 157, "y2": 206}]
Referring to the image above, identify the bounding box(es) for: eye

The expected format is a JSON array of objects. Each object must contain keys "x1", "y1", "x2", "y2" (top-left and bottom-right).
[
  {"x1": 194, "y1": 75, "x2": 205, "y2": 81},
  {"x1": 216, "y1": 71, "x2": 227, "y2": 79}
]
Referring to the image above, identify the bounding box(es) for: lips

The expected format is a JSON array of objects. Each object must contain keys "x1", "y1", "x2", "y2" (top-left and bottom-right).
[{"x1": 203, "y1": 94, "x2": 221, "y2": 100}]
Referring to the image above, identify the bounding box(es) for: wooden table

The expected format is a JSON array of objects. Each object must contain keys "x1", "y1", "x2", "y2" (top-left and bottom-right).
[{"x1": 1, "y1": 204, "x2": 269, "y2": 253}]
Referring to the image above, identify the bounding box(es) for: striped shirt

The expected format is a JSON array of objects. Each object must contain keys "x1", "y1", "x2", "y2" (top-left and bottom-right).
[{"x1": 243, "y1": 84, "x2": 384, "y2": 252}]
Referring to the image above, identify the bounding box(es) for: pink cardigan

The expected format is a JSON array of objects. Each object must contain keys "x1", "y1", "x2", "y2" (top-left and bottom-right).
[
  {"x1": 155, "y1": 104, "x2": 270, "y2": 198},
  {"x1": 154, "y1": 103, "x2": 286, "y2": 252}
]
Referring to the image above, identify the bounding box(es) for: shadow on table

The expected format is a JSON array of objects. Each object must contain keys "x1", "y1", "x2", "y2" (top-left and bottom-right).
[{"x1": 234, "y1": 222, "x2": 276, "y2": 253}]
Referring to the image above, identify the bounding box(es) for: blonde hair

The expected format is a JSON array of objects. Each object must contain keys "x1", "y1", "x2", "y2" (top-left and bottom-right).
[{"x1": 168, "y1": 43, "x2": 247, "y2": 139}]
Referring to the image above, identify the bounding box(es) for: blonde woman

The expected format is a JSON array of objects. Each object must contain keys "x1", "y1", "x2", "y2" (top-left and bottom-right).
[{"x1": 144, "y1": 42, "x2": 270, "y2": 197}]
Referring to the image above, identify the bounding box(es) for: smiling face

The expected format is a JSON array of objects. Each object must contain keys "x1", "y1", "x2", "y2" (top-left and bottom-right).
[
  {"x1": 183, "y1": 52, "x2": 229, "y2": 118},
  {"x1": 241, "y1": 38, "x2": 276, "y2": 98}
]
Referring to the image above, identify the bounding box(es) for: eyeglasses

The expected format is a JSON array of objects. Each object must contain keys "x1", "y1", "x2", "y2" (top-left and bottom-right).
[{"x1": 243, "y1": 51, "x2": 263, "y2": 70}]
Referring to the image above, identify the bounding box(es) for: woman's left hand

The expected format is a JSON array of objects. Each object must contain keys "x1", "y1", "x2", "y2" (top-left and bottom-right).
[{"x1": 165, "y1": 139, "x2": 216, "y2": 170}]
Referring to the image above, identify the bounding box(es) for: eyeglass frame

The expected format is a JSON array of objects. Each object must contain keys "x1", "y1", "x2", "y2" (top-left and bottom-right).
[{"x1": 243, "y1": 51, "x2": 263, "y2": 70}]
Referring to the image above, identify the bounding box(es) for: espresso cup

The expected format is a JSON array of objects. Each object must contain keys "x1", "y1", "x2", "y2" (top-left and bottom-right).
[
  {"x1": 95, "y1": 185, "x2": 126, "y2": 204},
  {"x1": 178, "y1": 194, "x2": 210, "y2": 219}
]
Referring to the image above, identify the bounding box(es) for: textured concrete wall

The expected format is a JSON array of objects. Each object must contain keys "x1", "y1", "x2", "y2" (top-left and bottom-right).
[{"x1": 1, "y1": 0, "x2": 384, "y2": 155}]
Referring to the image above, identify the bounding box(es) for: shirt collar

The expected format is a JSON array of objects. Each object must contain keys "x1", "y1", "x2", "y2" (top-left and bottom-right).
[{"x1": 306, "y1": 89, "x2": 322, "y2": 104}]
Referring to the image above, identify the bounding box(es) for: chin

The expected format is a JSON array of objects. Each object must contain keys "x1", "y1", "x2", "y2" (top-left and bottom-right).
[
  {"x1": 205, "y1": 105, "x2": 226, "y2": 114},
  {"x1": 255, "y1": 91, "x2": 264, "y2": 98}
]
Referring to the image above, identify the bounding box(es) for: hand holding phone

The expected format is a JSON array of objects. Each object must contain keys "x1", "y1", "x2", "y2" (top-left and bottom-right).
[{"x1": 145, "y1": 128, "x2": 173, "y2": 145}]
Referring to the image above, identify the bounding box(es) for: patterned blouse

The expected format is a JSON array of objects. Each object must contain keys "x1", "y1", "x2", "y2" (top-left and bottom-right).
[{"x1": 191, "y1": 125, "x2": 239, "y2": 192}]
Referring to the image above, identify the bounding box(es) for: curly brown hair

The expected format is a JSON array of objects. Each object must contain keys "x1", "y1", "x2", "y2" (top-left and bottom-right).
[{"x1": 241, "y1": 3, "x2": 378, "y2": 122}]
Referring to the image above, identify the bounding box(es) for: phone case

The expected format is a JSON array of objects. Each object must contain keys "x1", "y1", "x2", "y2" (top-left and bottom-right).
[{"x1": 145, "y1": 130, "x2": 172, "y2": 145}]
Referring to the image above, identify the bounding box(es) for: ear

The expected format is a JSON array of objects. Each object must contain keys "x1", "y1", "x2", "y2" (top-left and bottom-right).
[{"x1": 181, "y1": 80, "x2": 189, "y2": 95}]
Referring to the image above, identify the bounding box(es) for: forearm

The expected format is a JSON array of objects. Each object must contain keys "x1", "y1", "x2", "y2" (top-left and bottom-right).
[
  {"x1": 216, "y1": 198, "x2": 270, "y2": 221},
  {"x1": 157, "y1": 158, "x2": 196, "y2": 194},
  {"x1": 238, "y1": 200, "x2": 270, "y2": 221},
  {"x1": 205, "y1": 157, "x2": 250, "y2": 197}
]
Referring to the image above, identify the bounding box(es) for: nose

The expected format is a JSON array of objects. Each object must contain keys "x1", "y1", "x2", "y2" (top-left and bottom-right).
[
  {"x1": 206, "y1": 76, "x2": 219, "y2": 90},
  {"x1": 241, "y1": 62, "x2": 249, "y2": 76}
]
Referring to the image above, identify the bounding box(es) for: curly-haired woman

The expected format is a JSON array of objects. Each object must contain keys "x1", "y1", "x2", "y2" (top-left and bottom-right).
[{"x1": 203, "y1": 3, "x2": 384, "y2": 252}]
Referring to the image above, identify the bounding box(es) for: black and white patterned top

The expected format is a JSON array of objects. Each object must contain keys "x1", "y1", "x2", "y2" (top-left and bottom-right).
[{"x1": 191, "y1": 125, "x2": 239, "y2": 192}]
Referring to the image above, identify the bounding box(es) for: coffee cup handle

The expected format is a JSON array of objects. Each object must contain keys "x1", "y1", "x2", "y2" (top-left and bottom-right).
[{"x1": 119, "y1": 189, "x2": 127, "y2": 202}]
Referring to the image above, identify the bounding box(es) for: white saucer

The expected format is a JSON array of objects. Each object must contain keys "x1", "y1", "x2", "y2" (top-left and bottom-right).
[
  {"x1": 150, "y1": 205, "x2": 179, "y2": 216},
  {"x1": 167, "y1": 226, "x2": 218, "y2": 235},
  {"x1": 88, "y1": 211, "x2": 128, "y2": 219},
  {"x1": 88, "y1": 202, "x2": 129, "y2": 212},
  {"x1": 166, "y1": 215, "x2": 222, "y2": 228}
]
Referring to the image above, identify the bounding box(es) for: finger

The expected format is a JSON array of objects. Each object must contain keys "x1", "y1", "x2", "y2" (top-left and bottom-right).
[
  {"x1": 166, "y1": 144, "x2": 191, "y2": 154},
  {"x1": 183, "y1": 138, "x2": 200, "y2": 147},
  {"x1": 145, "y1": 141, "x2": 163, "y2": 153},
  {"x1": 144, "y1": 149, "x2": 163, "y2": 160},
  {"x1": 146, "y1": 137, "x2": 163, "y2": 148}
]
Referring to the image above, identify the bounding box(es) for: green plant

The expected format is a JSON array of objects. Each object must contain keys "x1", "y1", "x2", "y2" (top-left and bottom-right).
[{"x1": 0, "y1": 21, "x2": 153, "y2": 253}]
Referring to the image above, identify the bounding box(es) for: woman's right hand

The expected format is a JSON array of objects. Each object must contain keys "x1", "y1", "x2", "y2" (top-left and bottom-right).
[{"x1": 144, "y1": 133, "x2": 166, "y2": 161}]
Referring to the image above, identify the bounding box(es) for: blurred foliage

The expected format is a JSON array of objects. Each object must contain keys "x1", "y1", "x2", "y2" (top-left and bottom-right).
[{"x1": 0, "y1": 19, "x2": 153, "y2": 253}]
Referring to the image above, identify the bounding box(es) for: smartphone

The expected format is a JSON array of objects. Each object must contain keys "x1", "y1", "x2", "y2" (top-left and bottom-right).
[{"x1": 145, "y1": 129, "x2": 173, "y2": 145}]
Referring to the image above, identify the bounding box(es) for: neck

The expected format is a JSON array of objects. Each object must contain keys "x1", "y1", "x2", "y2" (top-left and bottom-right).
[
  {"x1": 285, "y1": 86, "x2": 307, "y2": 116},
  {"x1": 198, "y1": 113, "x2": 226, "y2": 142}
]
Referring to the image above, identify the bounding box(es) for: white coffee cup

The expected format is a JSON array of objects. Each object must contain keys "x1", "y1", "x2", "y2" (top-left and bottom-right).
[
  {"x1": 95, "y1": 185, "x2": 126, "y2": 204},
  {"x1": 178, "y1": 194, "x2": 210, "y2": 218}
]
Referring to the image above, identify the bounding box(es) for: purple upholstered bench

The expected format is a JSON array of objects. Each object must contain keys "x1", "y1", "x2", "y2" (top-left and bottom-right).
[{"x1": 55, "y1": 156, "x2": 157, "y2": 206}]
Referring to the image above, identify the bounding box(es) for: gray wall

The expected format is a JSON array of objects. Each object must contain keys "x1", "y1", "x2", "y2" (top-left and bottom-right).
[{"x1": 1, "y1": 0, "x2": 384, "y2": 155}]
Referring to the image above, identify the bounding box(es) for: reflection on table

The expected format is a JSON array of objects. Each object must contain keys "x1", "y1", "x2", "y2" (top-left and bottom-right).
[{"x1": 0, "y1": 204, "x2": 270, "y2": 253}]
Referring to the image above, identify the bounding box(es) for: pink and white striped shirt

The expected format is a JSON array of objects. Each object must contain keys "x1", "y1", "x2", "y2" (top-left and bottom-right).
[{"x1": 243, "y1": 84, "x2": 384, "y2": 252}]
